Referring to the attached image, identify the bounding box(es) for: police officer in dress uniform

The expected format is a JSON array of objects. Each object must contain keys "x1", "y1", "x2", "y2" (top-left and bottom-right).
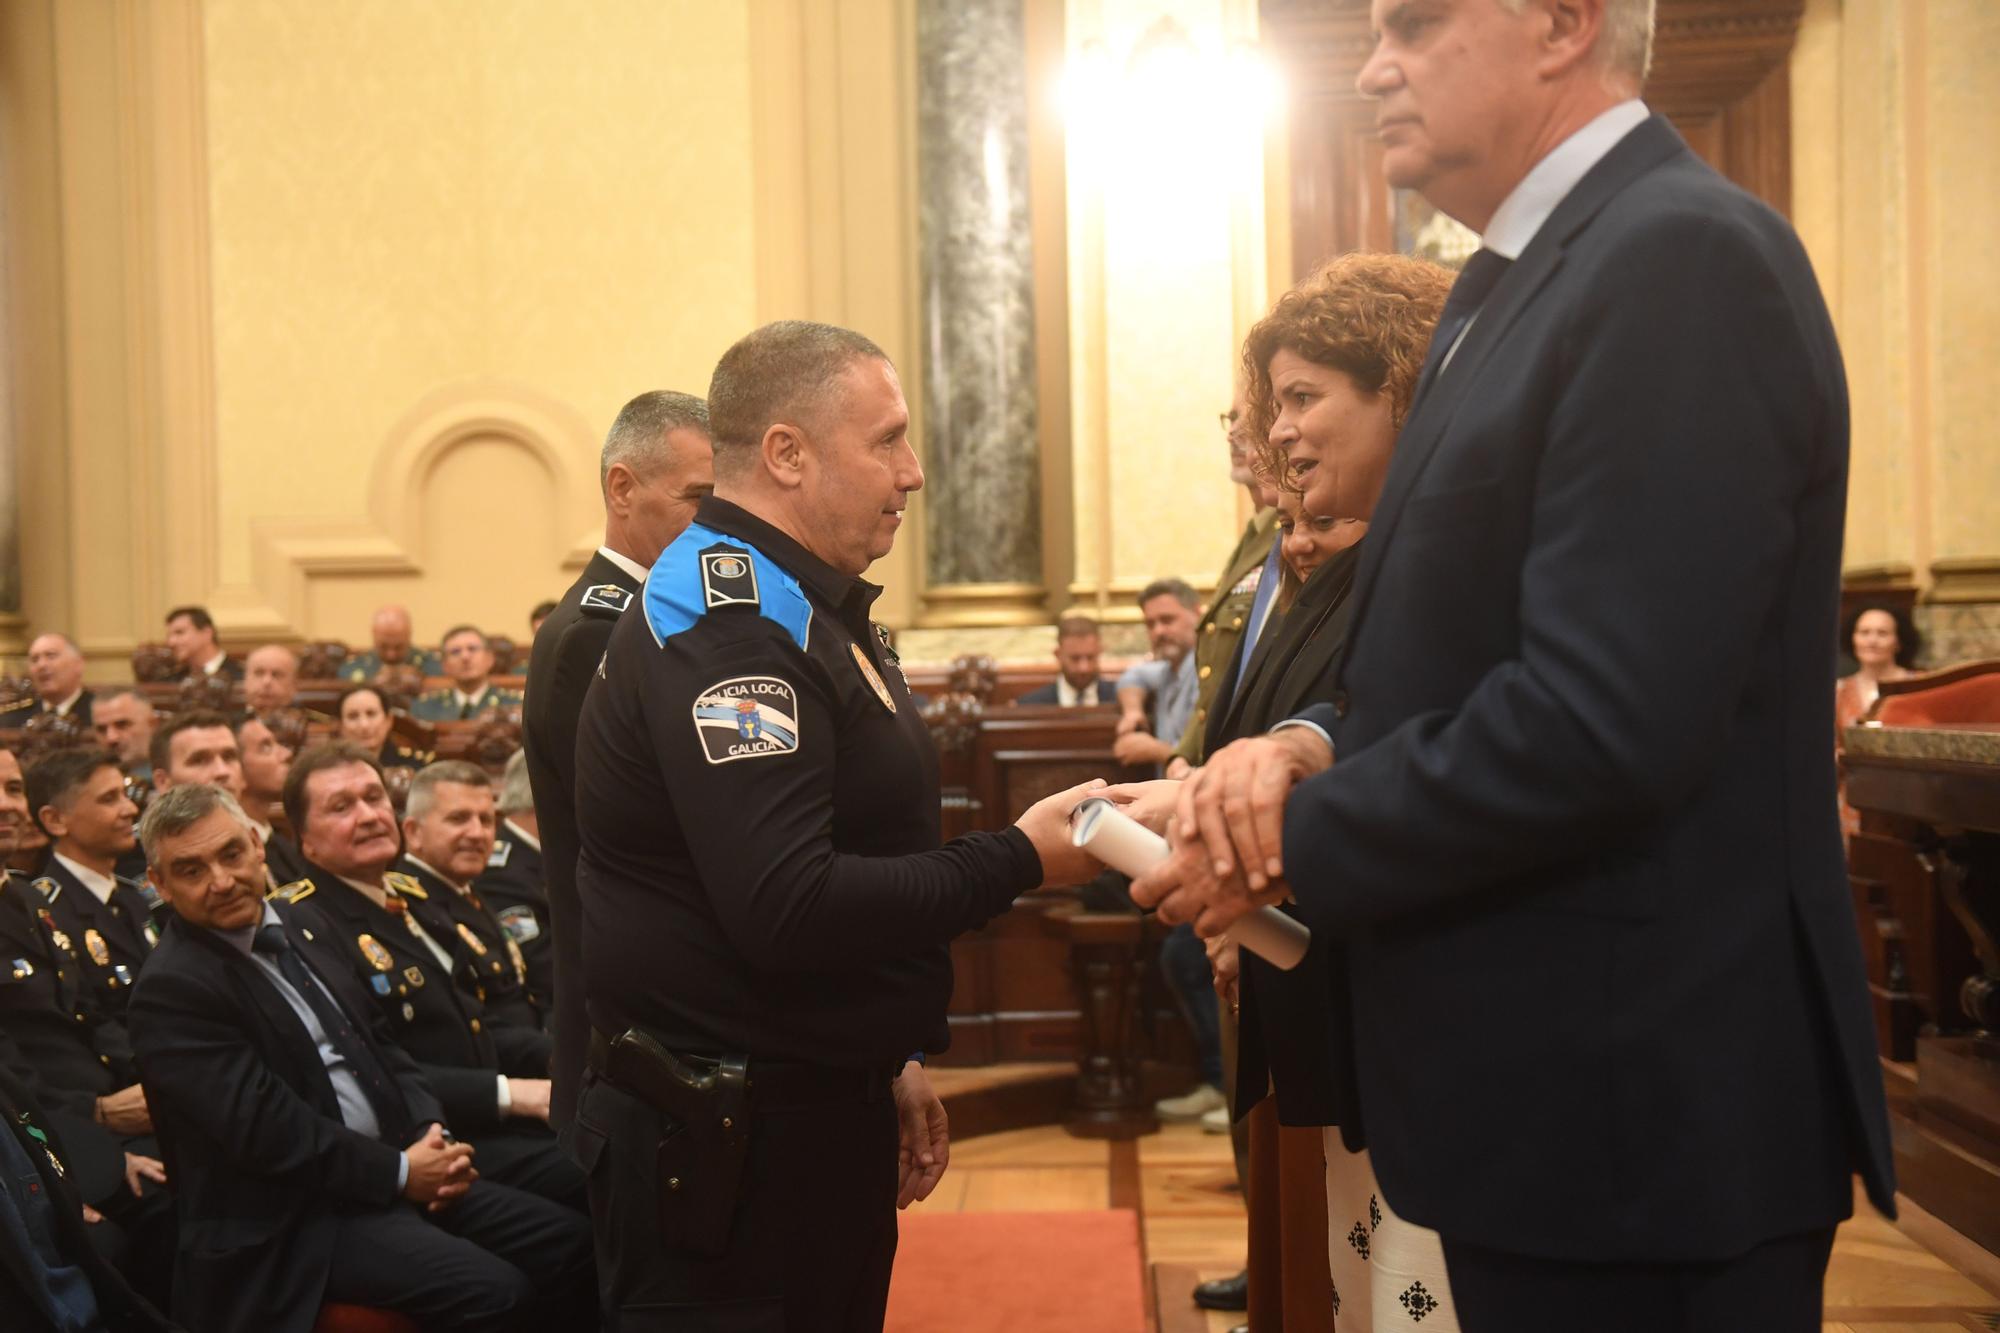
[
  {"x1": 0, "y1": 747, "x2": 176, "y2": 1315},
  {"x1": 572, "y1": 321, "x2": 1102, "y2": 1330},
  {"x1": 396, "y1": 761, "x2": 548, "y2": 1057},
  {"x1": 275, "y1": 742, "x2": 588, "y2": 1218},
  {"x1": 521, "y1": 387, "x2": 715, "y2": 1141},
  {"x1": 24, "y1": 749, "x2": 157, "y2": 1021}
]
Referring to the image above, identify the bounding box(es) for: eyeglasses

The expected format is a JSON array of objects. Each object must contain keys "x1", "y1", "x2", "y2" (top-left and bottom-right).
[{"x1": 1217, "y1": 410, "x2": 1240, "y2": 430}]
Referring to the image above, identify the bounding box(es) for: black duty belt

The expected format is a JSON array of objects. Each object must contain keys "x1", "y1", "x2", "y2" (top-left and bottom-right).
[{"x1": 586, "y1": 1028, "x2": 898, "y2": 1113}]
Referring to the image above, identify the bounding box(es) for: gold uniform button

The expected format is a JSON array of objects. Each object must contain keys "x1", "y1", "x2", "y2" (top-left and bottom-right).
[
  {"x1": 1198, "y1": 665, "x2": 1212, "y2": 681},
  {"x1": 469, "y1": 1019, "x2": 482, "y2": 1033},
  {"x1": 1204, "y1": 623, "x2": 1217, "y2": 635}
]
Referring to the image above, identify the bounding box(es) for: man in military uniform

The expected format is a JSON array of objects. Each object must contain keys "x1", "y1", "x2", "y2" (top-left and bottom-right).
[
  {"x1": 397, "y1": 761, "x2": 547, "y2": 1057},
  {"x1": 24, "y1": 748, "x2": 155, "y2": 1019},
  {"x1": 163, "y1": 605, "x2": 241, "y2": 682},
  {"x1": 278, "y1": 742, "x2": 584, "y2": 1213},
  {"x1": 0, "y1": 633, "x2": 94, "y2": 727},
  {"x1": 573, "y1": 321, "x2": 1101, "y2": 1328},
  {"x1": 411, "y1": 627, "x2": 521, "y2": 722},
  {"x1": 1170, "y1": 394, "x2": 1281, "y2": 775},
  {"x1": 337, "y1": 605, "x2": 442, "y2": 683},
  {"x1": 522, "y1": 387, "x2": 714, "y2": 1139},
  {"x1": 0, "y1": 745, "x2": 175, "y2": 1313},
  {"x1": 476, "y1": 749, "x2": 552, "y2": 1013}
]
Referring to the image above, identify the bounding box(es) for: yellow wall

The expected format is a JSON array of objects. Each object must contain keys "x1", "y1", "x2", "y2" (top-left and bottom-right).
[
  {"x1": 1793, "y1": 0, "x2": 2000, "y2": 604},
  {"x1": 3, "y1": 0, "x2": 927, "y2": 666}
]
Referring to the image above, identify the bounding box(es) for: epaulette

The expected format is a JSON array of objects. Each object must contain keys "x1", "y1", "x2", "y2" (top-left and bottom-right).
[
  {"x1": 383, "y1": 870, "x2": 426, "y2": 900},
  {"x1": 580, "y1": 582, "x2": 634, "y2": 616},
  {"x1": 31, "y1": 876, "x2": 59, "y2": 904},
  {"x1": 269, "y1": 877, "x2": 315, "y2": 903}
]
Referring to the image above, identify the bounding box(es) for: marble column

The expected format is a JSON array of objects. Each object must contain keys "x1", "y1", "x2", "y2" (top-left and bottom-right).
[{"x1": 916, "y1": 0, "x2": 1045, "y2": 626}]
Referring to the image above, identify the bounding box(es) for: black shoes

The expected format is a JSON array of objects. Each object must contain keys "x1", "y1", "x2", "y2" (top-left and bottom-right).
[{"x1": 1193, "y1": 1269, "x2": 1248, "y2": 1312}]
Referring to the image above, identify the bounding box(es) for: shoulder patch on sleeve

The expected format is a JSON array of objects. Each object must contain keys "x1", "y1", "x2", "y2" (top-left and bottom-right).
[
  {"x1": 644, "y1": 523, "x2": 814, "y2": 651},
  {"x1": 495, "y1": 904, "x2": 540, "y2": 943},
  {"x1": 383, "y1": 870, "x2": 426, "y2": 900},
  {"x1": 692, "y1": 676, "x2": 801, "y2": 763},
  {"x1": 269, "y1": 877, "x2": 315, "y2": 904},
  {"x1": 580, "y1": 583, "x2": 633, "y2": 615}
]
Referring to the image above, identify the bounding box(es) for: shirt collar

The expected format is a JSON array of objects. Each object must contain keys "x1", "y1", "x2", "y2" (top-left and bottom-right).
[
  {"x1": 502, "y1": 818, "x2": 541, "y2": 853},
  {"x1": 596, "y1": 545, "x2": 649, "y2": 584},
  {"x1": 694, "y1": 495, "x2": 881, "y2": 623},
  {"x1": 202, "y1": 651, "x2": 230, "y2": 676},
  {"x1": 403, "y1": 855, "x2": 466, "y2": 894},
  {"x1": 221, "y1": 902, "x2": 281, "y2": 957},
  {"x1": 338, "y1": 874, "x2": 390, "y2": 910},
  {"x1": 1056, "y1": 676, "x2": 1084, "y2": 707},
  {"x1": 452, "y1": 685, "x2": 487, "y2": 707},
  {"x1": 52, "y1": 851, "x2": 117, "y2": 905},
  {"x1": 48, "y1": 688, "x2": 84, "y2": 716},
  {"x1": 1480, "y1": 100, "x2": 1650, "y2": 260}
]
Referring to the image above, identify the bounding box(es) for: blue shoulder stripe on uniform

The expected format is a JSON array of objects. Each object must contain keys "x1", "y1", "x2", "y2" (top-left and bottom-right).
[{"x1": 642, "y1": 522, "x2": 813, "y2": 651}]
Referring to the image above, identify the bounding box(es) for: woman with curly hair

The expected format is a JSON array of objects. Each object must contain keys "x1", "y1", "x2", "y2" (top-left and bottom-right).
[{"x1": 1117, "y1": 251, "x2": 1456, "y2": 1331}]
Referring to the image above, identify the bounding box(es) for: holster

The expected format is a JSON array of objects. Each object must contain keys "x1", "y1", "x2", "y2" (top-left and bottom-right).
[{"x1": 598, "y1": 1028, "x2": 750, "y2": 1257}]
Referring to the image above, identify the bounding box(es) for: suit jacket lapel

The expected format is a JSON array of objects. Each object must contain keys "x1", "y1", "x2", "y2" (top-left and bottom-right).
[{"x1": 1341, "y1": 116, "x2": 1692, "y2": 662}]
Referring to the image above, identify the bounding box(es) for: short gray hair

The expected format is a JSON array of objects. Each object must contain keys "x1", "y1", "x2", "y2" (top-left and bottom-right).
[
  {"x1": 497, "y1": 748, "x2": 533, "y2": 816},
  {"x1": 600, "y1": 390, "x2": 711, "y2": 493},
  {"x1": 405, "y1": 760, "x2": 491, "y2": 823},
  {"x1": 1137, "y1": 578, "x2": 1200, "y2": 611},
  {"x1": 707, "y1": 321, "x2": 890, "y2": 476},
  {"x1": 139, "y1": 782, "x2": 253, "y2": 865},
  {"x1": 1499, "y1": 0, "x2": 1653, "y2": 83}
]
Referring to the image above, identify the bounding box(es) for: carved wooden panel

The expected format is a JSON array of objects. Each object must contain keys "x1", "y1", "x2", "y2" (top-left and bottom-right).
[{"x1": 1262, "y1": 0, "x2": 1805, "y2": 277}]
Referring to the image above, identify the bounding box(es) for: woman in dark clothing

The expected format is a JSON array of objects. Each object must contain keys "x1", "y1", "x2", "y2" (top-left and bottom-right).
[{"x1": 1112, "y1": 251, "x2": 1453, "y2": 1332}]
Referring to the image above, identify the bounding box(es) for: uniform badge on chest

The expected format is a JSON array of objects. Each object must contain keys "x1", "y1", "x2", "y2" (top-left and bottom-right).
[
  {"x1": 851, "y1": 642, "x2": 897, "y2": 714},
  {"x1": 455, "y1": 921, "x2": 489, "y2": 956},
  {"x1": 357, "y1": 933, "x2": 393, "y2": 972},
  {"x1": 83, "y1": 930, "x2": 110, "y2": 968}
]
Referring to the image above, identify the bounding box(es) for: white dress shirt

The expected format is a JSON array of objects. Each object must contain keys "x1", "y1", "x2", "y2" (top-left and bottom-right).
[
  {"x1": 598, "y1": 545, "x2": 649, "y2": 583},
  {"x1": 1055, "y1": 676, "x2": 1104, "y2": 708},
  {"x1": 51, "y1": 852, "x2": 116, "y2": 906}
]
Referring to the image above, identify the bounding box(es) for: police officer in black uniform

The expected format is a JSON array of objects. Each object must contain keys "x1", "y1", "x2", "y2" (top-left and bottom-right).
[{"x1": 572, "y1": 321, "x2": 1103, "y2": 1330}]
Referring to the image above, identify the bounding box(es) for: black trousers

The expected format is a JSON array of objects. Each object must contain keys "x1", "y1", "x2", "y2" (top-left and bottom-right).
[
  {"x1": 324, "y1": 1180, "x2": 595, "y2": 1333},
  {"x1": 576, "y1": 1069, "x2": 900, "y2": 1332},
  {"x1": 1443, "y1": 1226, "x2": 1838, "y2": 1333},
  {"x1": 476, "y1": 1122, "x2": 590, "y2": 1213}
]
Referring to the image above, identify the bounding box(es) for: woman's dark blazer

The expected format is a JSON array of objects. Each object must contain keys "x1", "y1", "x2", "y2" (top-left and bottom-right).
[{"x1": 1209, "y1": 542, "x2": 1367, "y2": 1147}]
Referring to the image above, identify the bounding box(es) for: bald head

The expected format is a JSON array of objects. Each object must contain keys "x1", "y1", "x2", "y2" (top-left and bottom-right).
[
  {"x1": 244, "y1": 644, "x2": 300, "y2": 713},
  {"x1": 369, "y1": 605, "x2": 415, "y2": 664}
]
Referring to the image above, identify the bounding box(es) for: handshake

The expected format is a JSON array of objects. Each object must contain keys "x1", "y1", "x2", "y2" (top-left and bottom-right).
[{"x1": 1082, "y1": 724, "x2": 1336, "y2": 961}]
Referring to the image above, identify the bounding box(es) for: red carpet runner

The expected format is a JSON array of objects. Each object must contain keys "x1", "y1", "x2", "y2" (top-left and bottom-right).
[{"x1": 884, "y1": 1209, "x2": 1147, "y2": 1333}]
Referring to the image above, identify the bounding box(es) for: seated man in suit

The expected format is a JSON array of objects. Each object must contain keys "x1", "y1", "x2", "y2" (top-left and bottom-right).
[
  {"x1": 1015, "y1": 615, "x2": 1113, "y2": 707},
  {"x1": 25, "y1": 749, "x2": 154, "y2": 1019},
  {"x1": 0, "y1": 745, "x2": 176, "y2": 1316},
  {"x1": 90, "y1": 692, "x2": 157, "y2": 789},
  {"x1": 241, "y1": 645, "x2": 301, "y2": 716},
  {"x1": 412, "y1": 628, "x2": 522, "y2": 722},
  {"x1": 472, "y1": 750, "x2": 552, "y2": 1014},
  {"x1": 1112, "y1": 578, "x2": 1204, "y2": 768},
  {"x1": 0, "y1": 633, "x2": 94, "y2": 727},
  {"x1": 232, "y1": 714, "x2": 311, "y2": 889},
  {"x1": 279, "y1": 742, "x2": 583, "y2": 1212},
  {"x1": 397, "y1": 762, "x2": 548, "y2": 1051},
  {"x1": 128, "y1": 781, "x2": 592, "y2": 1333},
  {"x1": 337, "y1": 605, "x2": 443, "y2": 684},
  {"x1": 162, "y1": 607, "x2": 240, "y2": 683}
]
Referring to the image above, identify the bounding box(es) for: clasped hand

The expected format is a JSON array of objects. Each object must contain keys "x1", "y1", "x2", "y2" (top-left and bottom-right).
[{"x1": 1123, "y1": 728, "x2": 1330, "y2": 937}]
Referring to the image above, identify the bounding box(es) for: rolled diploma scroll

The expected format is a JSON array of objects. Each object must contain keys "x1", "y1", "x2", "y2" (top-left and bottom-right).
[{"x1": 1069, "y1": 797, "x2": 1311, "y2": 971}]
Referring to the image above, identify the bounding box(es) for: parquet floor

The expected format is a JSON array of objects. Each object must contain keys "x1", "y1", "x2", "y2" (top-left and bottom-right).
[{"x1": 909, "y1": 1120, "x2": 2000, "y2": 1333}]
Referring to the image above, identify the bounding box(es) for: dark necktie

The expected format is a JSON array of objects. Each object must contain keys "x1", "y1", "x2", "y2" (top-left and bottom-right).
[
  {"x1": 253, "y1": 923, "x2": 410, "y2": 1141},
  {"x1": 1414, "y1": 247, "x2": 1514, "y2": 401}
]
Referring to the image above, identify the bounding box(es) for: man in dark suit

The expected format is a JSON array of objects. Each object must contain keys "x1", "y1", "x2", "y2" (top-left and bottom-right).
[
  {"x1": 0, "y1": 633, "x2": 95, "y2": 727},
  {"x1": 523, "y1": 387, "x2": 713, "y2": 1138},
  {"x1": 162, "y1": 607, "x2": 241, "y2": 683},
  {"x1": 1014, "y1": 615, "x2": 1116, "y2": 707},
  {"x1": 127, "y1": 781, "x2": 592, "y2": 1333},
  {"x1": 1135, "y1": 3, "x2": 1893, "y2": 1329}
]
